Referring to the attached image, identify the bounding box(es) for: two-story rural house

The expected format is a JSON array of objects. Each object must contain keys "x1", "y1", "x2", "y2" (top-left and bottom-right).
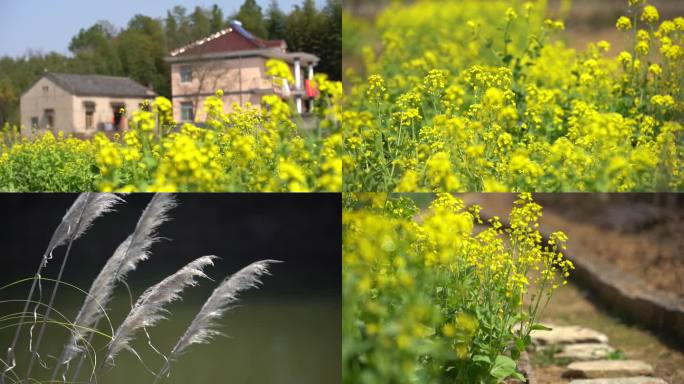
[
  {"x1": 166, "y1": 20, "x2": 319, "y2": 122},
  {"x1": 20, "y1": 73, "x2": 155, "y2": 138}
]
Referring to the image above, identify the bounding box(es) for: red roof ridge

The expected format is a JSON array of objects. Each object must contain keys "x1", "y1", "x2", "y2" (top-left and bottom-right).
[
  {"x1": 169, "y1": 22, "x2": 286, "y2": 58},
  {"x1": 169, "y1": 28, "x2": 232, "y2": 57}
]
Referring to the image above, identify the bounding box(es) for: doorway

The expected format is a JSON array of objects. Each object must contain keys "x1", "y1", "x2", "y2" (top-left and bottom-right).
[{"x1": 111, "y1": 103, "x2": 125, "y2": 131}]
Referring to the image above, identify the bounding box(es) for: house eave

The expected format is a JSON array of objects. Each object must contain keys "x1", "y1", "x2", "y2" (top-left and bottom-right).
[
  {"x1": 71, "y1": 92, "x2": 157, "y2": 99},
  {"x1": 166, "y1": 49, "x2": 319, "y2": 65}
]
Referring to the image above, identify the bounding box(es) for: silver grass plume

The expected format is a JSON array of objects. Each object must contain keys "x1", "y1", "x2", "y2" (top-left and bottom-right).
[
  {"x1": 105, "y1": 256, "x2": 217, "y2": 366},
  {"x1": 117, "y1": 194, "x2": 177, "y2": 279},
  {"x1": 1, "y1": 193, "x2": 122, "y2": 384},
  {"x1": 157, "y1": 260, "x2": 279, "y2": 379},
  {"x1": 45, "y1": 193, "x2": 124, "y2": 261},
  {"x1": 57, "y1": 237, "x2": 132, "y2": 366},
  {"x1": 58, "y1": 194, "x2": 176, "y2": 367}
]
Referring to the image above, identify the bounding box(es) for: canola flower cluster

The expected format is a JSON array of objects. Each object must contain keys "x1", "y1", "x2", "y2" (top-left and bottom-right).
[
  {"x1": 343, "y1": 193, "x2": 573, "y2": 383},
  {"x1": 343, "y1": 0, "x2": 684, "y2": 192},
  {"x1": 0, "y1": 75, "x2": 342, "y2": 192}
]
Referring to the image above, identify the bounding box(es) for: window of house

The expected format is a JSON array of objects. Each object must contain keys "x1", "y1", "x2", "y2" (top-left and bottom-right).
[
  {"x1": 85, "y1": 111, "x2": 94, "y2": 129},
  {"x1": 31, "y1": 117, "x2": 39, "y2": 129},
  {"x1": 180, "y1": 66, "x2": 192, "y2": 83},
  {"x1": 44, "y1": 109, "x2": 55, "y2": 129},
  {"x1": 181, "y1": 102, "x2": 194, "y2": 121},
  {"x1": 84, "y1": 101, "x2": 95, "y2": 130},
  {"x1": 42, "y1": 86, "x2": 49, "y2": 96}
]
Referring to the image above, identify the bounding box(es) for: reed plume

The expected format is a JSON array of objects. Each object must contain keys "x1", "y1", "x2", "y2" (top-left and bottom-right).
[
  {"x1": 104, "y1": 256, "x2": 216, "y2": 367},
  {"x1": 154, "y1": 260, "x2": 279, "y2": 382},
  {"x1": 45, "y1": 193, "x2": 124, "y2": 256},
  {"x1": 57, "y1": 194, "x2": 176, "y2": 372}
]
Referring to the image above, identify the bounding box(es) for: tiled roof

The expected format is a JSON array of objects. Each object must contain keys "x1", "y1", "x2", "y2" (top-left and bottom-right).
[
  {"x1": 46, "y1": 73, "x2": 155, "y2": 97},
  {"x1": 170, "y1": 21, "x2": 286, "y2": 58}
]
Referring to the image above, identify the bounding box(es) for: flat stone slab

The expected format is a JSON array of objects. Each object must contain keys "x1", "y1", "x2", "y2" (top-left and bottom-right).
[
  {"x1": 556, "y1": 343, "x2": 616, "y2": 361},
  {"x1": 569, "y1": 377, "x2": 667, "y2": 384},
  {"x1": 563, "y1": 360, "x2": 655, "y2": 379},
  {"x1": 530, "y1": 324, "x2": 609, "y2": 346}
]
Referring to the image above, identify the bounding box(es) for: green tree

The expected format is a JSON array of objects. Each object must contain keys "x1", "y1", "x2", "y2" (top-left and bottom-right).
[
  {"x1": 117, "y1": 15, "x2": 169, "y2": 96},
  {"x1": 285, "y1": 0, "x2": 320, "y2": 51},
  {"x1": 235, "y1": 0, "x2": 267, "y2": 38},
  {"x1": 165, "y1": 6, "x2": 193, "y2": 49},
  {"x1": 210, "y1": 4, "x2": 226, "y2": 33},
  {"x1": 69, "y1": 21, "x2": 122, "y2": 75},
  {"x1": 190, "y1": 6, "x2": 211, "y2": 41},
  {"x1": 283, "y1": 0, "x2": 341, "y2": 80},
  {"x1": 165, "y1": 10, "x2": 179, "y2": 50},
  {"x1": 0, "y1": 77, "x2": 17, "y2": 126},
  {"x1": 265, "y1": 0, "x2": 286, "y2": 39},
  {"x1": 318, "y1": 0, "x2": 341, "y2": 79}
]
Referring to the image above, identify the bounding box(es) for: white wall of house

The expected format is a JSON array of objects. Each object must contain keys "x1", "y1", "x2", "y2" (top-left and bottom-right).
[
  {"x1": 71, "y1": 95, "x2": 150, "y2": 136},
  {"x1": 171, "y1": 57, "x2": 271, "y2": 96},
  {"x1": 170, "y1": 56, "x2": 274, "y2": 122},
  {"x1": 20, "y1": 77, "x2": 75, "y2": 137},
  {"x1": 172, "y1": 94, "x2": 264, "y2": 122}
]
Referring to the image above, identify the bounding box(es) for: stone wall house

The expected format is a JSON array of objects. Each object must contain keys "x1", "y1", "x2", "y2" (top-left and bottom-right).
[
  {"x1": 166, "y1": 20, "x2": 319, "y2": 122},
  {"x1": 20, "y1": 73, "x2": 155, "y2": 138}
]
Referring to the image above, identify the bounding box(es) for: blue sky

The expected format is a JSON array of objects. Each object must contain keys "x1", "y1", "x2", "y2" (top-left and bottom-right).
[{"x1": 0, "y1": 0, "x2": 325, "y2": 57}]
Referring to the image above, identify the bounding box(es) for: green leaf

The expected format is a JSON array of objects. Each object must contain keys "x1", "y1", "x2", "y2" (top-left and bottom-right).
[
  {"x1": 489, "y1": 355, "x2": 517, "y2": 381},
  {"x1": 515, "y1": 338, "x2": 525, "y2": 352},
  {"x1": 510, "y1": 371, "x2": 526, "y2": 381},
  {"x1": 472, "y1": 354, "x2": 491, "y2": 365},
  {"x1": 530, "y1": 323, "x2": 552, "y2": 331},
  {"x1": 511, "y1": 346, "x2": 520, "y2": 360}
]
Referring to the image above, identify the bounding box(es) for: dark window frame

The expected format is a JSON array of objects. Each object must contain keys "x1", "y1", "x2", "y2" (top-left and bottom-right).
[
  {"x1": 44, "y1": 109, "x2": 55, "y2": 129},
  {"x1": 180, "y1": 65, "x2": 193, "y2": 83},
  {"x1": 180, "y1": 102, "x2": 194, "y2": 121}
]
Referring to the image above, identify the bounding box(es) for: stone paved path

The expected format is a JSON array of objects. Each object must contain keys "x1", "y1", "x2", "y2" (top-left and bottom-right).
[{"x1": 526, "y1": 324, "x2": 669, "y2": 384}]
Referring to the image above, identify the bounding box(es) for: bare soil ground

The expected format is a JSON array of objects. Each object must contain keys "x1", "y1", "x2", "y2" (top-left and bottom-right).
[{"x1": 538, "y1": 194, "x2": 684, "y2": 301}]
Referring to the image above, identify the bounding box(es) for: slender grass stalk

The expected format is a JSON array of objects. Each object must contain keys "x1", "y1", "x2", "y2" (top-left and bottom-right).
[
  {"x1": 153, "y1": 260, "x2": 279, "y2": 384},
  {"x1": 90, "y1": 256, "x2": 216, "y2": 384},
  {"x1": 50, "y1": 237, "x2": 131, "y2": 382},
  {"x1": 2, "y1": 193, "x2": 88, "y2": 384},
  {"x1": 1, "y1": 193, "x2": 120, "y2": 384},
  {"x1": 25, "y1": 193, "x2": 122, "y2": 381},
  {"x1": 25, "y1": 223, "x2": 82, "y2": 380},
  {"x1": 1, "y1": 286, "x2": 111, "y2": 374}
]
